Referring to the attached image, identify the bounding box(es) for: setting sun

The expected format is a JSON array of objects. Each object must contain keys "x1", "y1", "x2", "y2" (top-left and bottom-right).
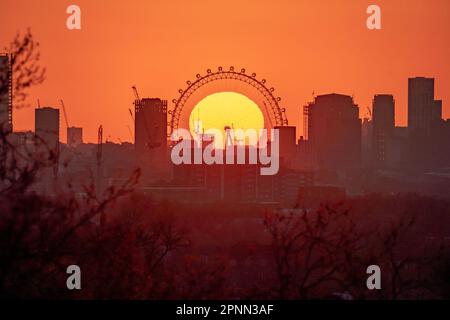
[{"x1": 189, "y1": 92, "x2": 264, "y2": 142}]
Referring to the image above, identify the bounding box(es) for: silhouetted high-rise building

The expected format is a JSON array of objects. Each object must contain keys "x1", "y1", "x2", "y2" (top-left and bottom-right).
[
  {"x1": 372, "y1": 94, "x2": 395, "y2": 166},
  {"x1": 275, "y1": 126, "x2": 297, "y2": 168},
  {"x1": 67, "y1": 126, "x2": 83, "y2": 147},
  {"x1": 0, "y1": 54, "x2": 12, "y2": 132},
  {"x1": 361, "y1": 117, "x2": 373, "y2": 168},
  {"x1": 408, "y1": 77, "x2": 442, "y2": 133},
  {"x1": 35, "y1": 107, "x2": 60, "y2": 153},
  {"x1": 135, "y1": 98, "x2": 167, "y2": 156},
  {"x1": 407, "y1": 77, "x2": 445, "y2": 169},
  {"x1": 305, "y1": 93, "x2": 361, "y2": 173},
  {"x1": 134, "y1": 97, "x2": 168, "y2": 181},
  {"x1": 432, "y1": 100, "x2": 442, "y2": 123}
]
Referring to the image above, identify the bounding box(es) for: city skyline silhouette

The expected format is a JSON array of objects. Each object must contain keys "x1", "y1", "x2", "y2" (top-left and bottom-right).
[{"x1": 1, "y1": 0, "x2": 449, "y2": 143}]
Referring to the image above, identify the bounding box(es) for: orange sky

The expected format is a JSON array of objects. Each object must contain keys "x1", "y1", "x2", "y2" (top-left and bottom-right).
[{"x1": 1, "y1": 0, "x2": 449, "y2": 143}]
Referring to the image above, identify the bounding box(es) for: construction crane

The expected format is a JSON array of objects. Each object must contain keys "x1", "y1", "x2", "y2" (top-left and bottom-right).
[
  {"x1": 132, "y1": 85, "x2": 140, "y2": 101},
  {"x1": 128, "y1": 108, "x2": 135, "y2": 141},
  {"x1": 60, "y1": 99, "x2": 70, "y2": 129},
  {"x1": 224, "y1": 125, "x2": 233, "y2": 146},
  {"x1": 132, "y1": 86, "x2": 147, "y2": 138},
  {"x1": 128, "y1": 108, "x2": 135, "y2": 122},
  {"x1": 366, "y1": 106, "x2": 372, "y2": 120},
  {"x1": 97, "y1": 125, "x2": 106, "y2": 225},
  {"x1": 127, "y1": 125, "x2": 133, "y2": 141},
  {"x1": 97, "y1": 125, "x2": 103, "y2": 169},
  {"x1": 96, "y1": 125, "x2": 103, "y2": 199}
]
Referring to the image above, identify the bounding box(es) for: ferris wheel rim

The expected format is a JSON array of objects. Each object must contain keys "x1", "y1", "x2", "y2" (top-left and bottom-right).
[{"x1": 168, "y1": 66, "x2": 289, "y2": 136}]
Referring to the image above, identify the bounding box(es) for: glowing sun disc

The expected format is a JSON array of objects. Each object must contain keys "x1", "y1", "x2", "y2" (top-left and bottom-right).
[{"x1": 189, "y1": 91, "x2": 264, "y2": 144}]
